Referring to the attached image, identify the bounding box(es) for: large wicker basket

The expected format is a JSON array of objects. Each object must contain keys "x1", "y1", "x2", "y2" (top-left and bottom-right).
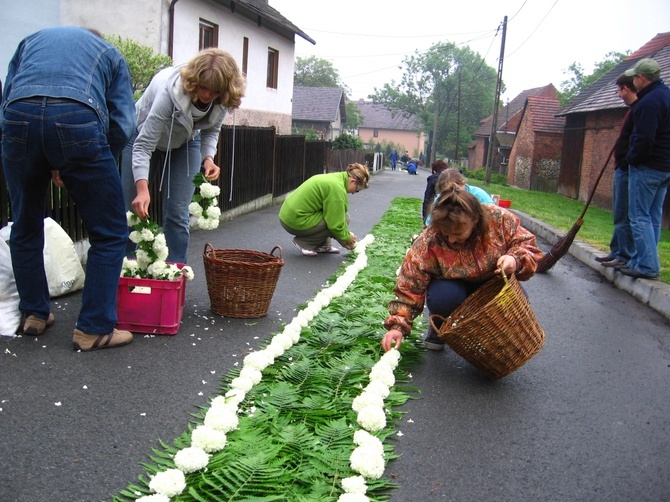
[
  {"x1": 203, "y1": 243, "x2": 284, "y2": 318},
  {"x1": 430, "y1": 272, "x2": 545, "y2": 379}
]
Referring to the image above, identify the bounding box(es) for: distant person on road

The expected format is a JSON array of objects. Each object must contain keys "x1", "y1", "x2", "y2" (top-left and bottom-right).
[
  {"x1": 388, "y1": 149, "x2": 399, "y2": 170},
  {"x1": 595, "y1": 74, "x2": 638, "y2": 269},
  {"x1": 618, "y1": 58, "x2": 670, "y2": 280},
  {"x1": 1, "y1": 27, "x2": 136, "y2": 351},
  {"x1": 122, "y1": 48, "x2": 246, "y2": 264},
  {"x1": 381, "y1": 183, "x2": 542, "y2": 352},
  {"x1": 279, "y1": 163, "x2": 370, "y2": 256},
  {"x1": 407, "y1": 159, "x2": 418, "y2": 175},
  {"x1": 422, "y1": 159, "x2": 449, "y2": 221}
]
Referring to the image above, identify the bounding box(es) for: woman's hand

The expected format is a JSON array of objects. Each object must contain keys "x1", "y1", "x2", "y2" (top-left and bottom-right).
[
  {"x1": 51, "y1": 170, "x2": 64, "y2": 188},
  {"x1": 131, "y1": 179, "x2": 151, "y2": 220},
  {"x1": 381, "y1": 329, "x2": 403, "y2": 352},
  {"x1": 338, "y1": 233, "x2": 357, "y2": 250},
  {"x1": 203, "y1": 157, "x2": 220, "y2": 181},
  {"x1": 495, "y1": 254, "x2": 517, "y2": 276}
]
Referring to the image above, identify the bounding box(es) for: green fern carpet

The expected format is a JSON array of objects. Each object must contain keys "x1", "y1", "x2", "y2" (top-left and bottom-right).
[{"x1": 114, "y1": 198, "x2": 426, "y2": 502}]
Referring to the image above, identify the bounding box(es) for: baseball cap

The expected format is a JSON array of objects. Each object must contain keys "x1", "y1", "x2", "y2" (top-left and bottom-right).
[{"x1": 624, "y1": 58, "x2": 661, "y2": 78}]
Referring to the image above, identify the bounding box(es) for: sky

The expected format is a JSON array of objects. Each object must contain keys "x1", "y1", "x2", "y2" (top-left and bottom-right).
[{"x1": 270, "y1": 0, "x2": 670, "y2": 103}]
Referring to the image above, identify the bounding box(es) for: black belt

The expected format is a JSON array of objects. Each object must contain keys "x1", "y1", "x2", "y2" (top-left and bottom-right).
[{"x1": 20, "y1": 97, "x2": 77, "y2": 104}]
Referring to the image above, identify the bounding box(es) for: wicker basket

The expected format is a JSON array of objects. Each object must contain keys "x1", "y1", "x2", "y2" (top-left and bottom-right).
[
  {"x1": 430, "y1": 272, "x2": 545, "y2": 379},
  {"x1": 203, "y1": 243, "x2": 284, "y2": 318}
]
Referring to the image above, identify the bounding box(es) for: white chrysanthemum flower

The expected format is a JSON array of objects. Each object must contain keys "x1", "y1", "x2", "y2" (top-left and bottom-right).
[
  {"x1": 379, "y1": 348, "x2": 401, "y2": 369},
  {"x1": 364, "y1": 380, "x2": 390, "y2": 399},
  {"x1": 352, "y1": 392, "x2": 384, "y2": 413},
  {"x1": 140, "y1": 228, "x2": 155, "y2": 242},
  {"x1": 337, "y1": 494, "x2": 370, "y2": 502},
  {"x1": 148, "y1": 468, "x2": 186, "y2": 497},
  {"x1": 281, "y1": 324, "x2": 302, "y2": 343},
  {"x1": 230, "y1": 376, "x2": 254, "y2": 392},
  {"x1": 191, "y1": 425, "x2": 227, "y2": 453},
  {"x1": 174, "y1": 446, "x2": 210, "y2": 474},
  {"x1": 349, "y1": 445, "x2": 385, "y2": 479},
  {"x1": 182, "y1": 265, "x2": 195, "y2": 281},
  {"x1": 135, "y1": 249, "x2": 152, "y2": 270},
  {"x1": 352, "y1": 430, "x2": 384, "y2": 456},
  {"x1": 243, "y1": 350, "x2": 274, "y2": 371},
  {"x1": 199, "y1": 182, "x2": 220, "y2": 198},
  {"x1": 136, "y1": 494, "x2": 170, "y2": 502},
  {"x1": 189, "y1": 202, "x2": 203, "y2": 217},
  {"x1": 204, "y1": 405, "x2": 239, "y2": 433},
  {"x1": 239, "y1": 366, "x2": 263, "y2": 385},
  {"x1": 357, "y1": 406, "x2": 387, "y2": 431},
  {"x1": 126, "y1": 211, "x2": 140, "y2": 227},
  {"x1": 129, "y1": 230, "x2": 143, "y2": 244},
  {"x1": 122, "y1": 258, "x2": 139, "y2": 275},
  {"x1": 369, "y1": 365, "x2": 395, "y2": 387},
  {"x1": 147, "y1": 260, "x2": 168, "y2": 279},
  {"x1": 341, "y1": 475, "x2": 368, "y2": 494},
  {"x1": 265, "y1": 343, "x2": 285, "y2": 359},
  {"x1": 223, "y1": 388, "x2": 246, "y2": 406}
]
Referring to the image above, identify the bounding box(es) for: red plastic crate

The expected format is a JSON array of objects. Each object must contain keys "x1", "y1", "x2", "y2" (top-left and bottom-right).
[{"x1": 116, "y1": 271, "x2": 187, "y2": 335}]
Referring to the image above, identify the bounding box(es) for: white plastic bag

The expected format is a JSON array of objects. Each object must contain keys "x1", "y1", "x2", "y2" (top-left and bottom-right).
[
  {"x1": 43, "y1": 217, "x2": 86, "y2": 297},
  {"x1": 0, "y1": 236, "x2": 21, "y2": 337}
]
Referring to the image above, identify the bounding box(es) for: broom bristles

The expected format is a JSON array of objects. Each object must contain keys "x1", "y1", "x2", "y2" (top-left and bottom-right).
[{"x1": 536, "y1": 219, "x2": 583, "y2": 273}]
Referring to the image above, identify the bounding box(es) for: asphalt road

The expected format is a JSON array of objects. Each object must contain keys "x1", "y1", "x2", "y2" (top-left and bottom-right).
[{"x1": 1, "y1": 168, "x2": 668, "y2": 502}]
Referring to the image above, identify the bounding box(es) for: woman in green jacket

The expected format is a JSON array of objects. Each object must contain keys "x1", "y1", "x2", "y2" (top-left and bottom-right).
[{"x1": 279, "y1": 163, "x2": 370, "y2": 256}]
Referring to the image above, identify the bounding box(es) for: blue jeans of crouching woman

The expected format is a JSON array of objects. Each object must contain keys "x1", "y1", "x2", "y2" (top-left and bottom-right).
[
  {"x1": 609, "y1": 167, "x2": 635, "y2": 261},
  {"x1": 627, "y1": 165, "x2": 670, "y2": 277},
  {"x1": 425, "y1": 278, "x2": 482, "y2": 332},
  {"x1": 1, "y1": 97, "x2": 128, "y2": 334},
  {"x1": 121, "y1": 133, "x2": 201, "y2": 264}
]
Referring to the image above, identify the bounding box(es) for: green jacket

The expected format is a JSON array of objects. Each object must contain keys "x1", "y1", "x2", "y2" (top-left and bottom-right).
[{"x1": 279, "y1": 172, "x2": 350, "y2": 242}]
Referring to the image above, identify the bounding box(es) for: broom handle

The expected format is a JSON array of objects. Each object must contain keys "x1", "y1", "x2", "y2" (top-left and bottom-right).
[{"x1": 576, "y1": 143, "x2": 617, "y2": 222}]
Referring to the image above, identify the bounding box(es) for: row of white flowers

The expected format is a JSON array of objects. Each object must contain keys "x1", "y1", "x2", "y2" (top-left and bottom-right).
[{"x1": 136, "y1": 233, "x2": 399, "y2": 501}]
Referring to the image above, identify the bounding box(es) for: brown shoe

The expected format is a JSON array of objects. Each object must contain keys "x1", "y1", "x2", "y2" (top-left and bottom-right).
[
  {"x1": 72, "y1": 328, "x2": 133, "y2": 351},
  {"x1": 21, "y1": 313, "x2": 55, "y2": 336},
  {"x1": 601, "y1": 258, "x2": 626, "y2": 268}
]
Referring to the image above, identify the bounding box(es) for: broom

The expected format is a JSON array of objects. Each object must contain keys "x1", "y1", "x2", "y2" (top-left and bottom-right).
[{"x1": 536, "y1": 143, "x2": 616, "y2": 273}]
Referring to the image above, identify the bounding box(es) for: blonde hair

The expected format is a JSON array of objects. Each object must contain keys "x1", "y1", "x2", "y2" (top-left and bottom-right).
[
  {"x1": 431, "y1": 182, "x2": 490, "y2": 246},
  {"x1": 436, "y1": 167, "x2": 466, "y2": 193},
  {"x1": 180, "y1": 48, "x2": 246, "y2": 109},
  {"x1": 346, "y1": 163, "x2": 370, "y2": 189}
]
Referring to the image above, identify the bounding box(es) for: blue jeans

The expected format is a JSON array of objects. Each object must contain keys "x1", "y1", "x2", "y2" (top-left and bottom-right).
[
  {"x1": 609, "y1": 168, "x2": 634, "y2": 261},
  {"x1": 121, "y1": 133, "x2": 201, "y2": 264},
  {"x1": 628, "y1": 165, "x2": 670, "y2": 276},
  {"x1": 1, "y1": 97, "x2": 128, "y2": 334},
  {"x1": 425, "y1": 278, "x2": 481, "y2": 331}
]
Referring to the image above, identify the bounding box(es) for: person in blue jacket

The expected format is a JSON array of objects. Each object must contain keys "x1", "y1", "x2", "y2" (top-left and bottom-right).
[
  {"x1": 1, "y1": 27, "x2": 137, "y2": 351},
  {"x1": 407, "y1": 159, "x2": 418, "y2": 175}
]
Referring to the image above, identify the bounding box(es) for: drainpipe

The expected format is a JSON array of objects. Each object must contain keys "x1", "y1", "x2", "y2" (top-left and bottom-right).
[{"x1": 168, "y1": 0, "x2": 180, "y2": 59}]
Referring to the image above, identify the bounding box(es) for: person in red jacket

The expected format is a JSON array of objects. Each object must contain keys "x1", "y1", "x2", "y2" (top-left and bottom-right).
[{"x1": 381, "y1": 183, "x2": 543, "y2": 352}]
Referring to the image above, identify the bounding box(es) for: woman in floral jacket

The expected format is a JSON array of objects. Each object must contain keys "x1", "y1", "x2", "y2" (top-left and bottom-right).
[{"x1": 381, "y1": 183, "x2": 543, "y2": 352}]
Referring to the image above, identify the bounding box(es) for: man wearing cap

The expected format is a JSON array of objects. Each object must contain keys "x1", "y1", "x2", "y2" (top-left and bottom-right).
[{"x1": 618, "y1": 58, "x2": 670, "y2": 280}]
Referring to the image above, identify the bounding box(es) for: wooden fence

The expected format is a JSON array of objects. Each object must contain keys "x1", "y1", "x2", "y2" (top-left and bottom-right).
[{"x1": 0, "y1": 126, "x2": 337, "y2": 242}]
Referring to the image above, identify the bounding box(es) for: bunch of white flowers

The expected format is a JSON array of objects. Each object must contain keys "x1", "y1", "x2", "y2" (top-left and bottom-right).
[
  {"x1": 122, "y1": 212, "x2": 194, "y2": 281},
  {"x1": 189, "y1": 172, "x2": 221, "y2": 230}
]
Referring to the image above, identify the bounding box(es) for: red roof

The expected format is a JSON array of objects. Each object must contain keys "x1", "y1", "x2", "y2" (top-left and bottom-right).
[
  {"x1": 525, "y1": 96, "x2": 565, "y2": 133},
  {"x1": 628, "y1": 32, "x2": 670, "y2": 59}
]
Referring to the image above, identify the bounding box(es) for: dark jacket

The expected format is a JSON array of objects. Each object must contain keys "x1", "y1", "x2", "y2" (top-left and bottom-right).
[
  {"x1": 626, "y1": 79, "x2": 670, "y2": 172},
  {"x1": 614, "y1": 101, "x2": 638, "y2": 170},
  {"x1": 422, "y1": 173, "x2": 440, "y2": 220}
]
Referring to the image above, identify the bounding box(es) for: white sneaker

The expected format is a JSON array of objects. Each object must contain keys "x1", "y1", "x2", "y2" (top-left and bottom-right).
[
  {"x1": 313, "y1": 245, "x2": 341, "y2": 254},
  {"x1": 292, "y1": 239, "x2": 317, "y2": 256}
]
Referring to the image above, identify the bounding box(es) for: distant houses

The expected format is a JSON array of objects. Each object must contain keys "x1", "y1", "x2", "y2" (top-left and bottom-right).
[{"x1": 354, "y1": 101, "x2": 426, "y2": 158}]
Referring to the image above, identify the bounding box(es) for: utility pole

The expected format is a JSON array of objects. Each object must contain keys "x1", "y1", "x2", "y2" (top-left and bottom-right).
[{"x1": 485, "y1": 15, "x2": 507, "y2": 185}]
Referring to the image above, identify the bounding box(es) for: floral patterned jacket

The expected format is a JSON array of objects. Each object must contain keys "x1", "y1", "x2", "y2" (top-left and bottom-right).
[{"x1": 384, "y1": 205, "x2": 543, "y2": 336}]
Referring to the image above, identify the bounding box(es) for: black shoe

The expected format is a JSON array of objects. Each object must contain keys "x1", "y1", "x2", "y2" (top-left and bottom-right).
[
  {"x1": 595, "y1": 254, "x2": 616, "y2": 263},
  {"x1": 423, "y1": 329, "x2": 445, "y2": 351},
  {"x1": 617, "y1": 267, "x2": 658, "y2": 280},
  {"x1": 601, "y1": 258, "x2": 626, "y2": 268}
]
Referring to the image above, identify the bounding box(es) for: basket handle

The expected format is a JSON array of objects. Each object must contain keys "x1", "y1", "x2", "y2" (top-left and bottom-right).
[
  {"x1": 270, "y1": 245, "x2": 283, "y2": 260},
  {"x1": 204, "y1": 242, "x2": 214, "y2": 256},
  {"x1": 429, "y1": 314, "x2": 448, "y2": 334}
]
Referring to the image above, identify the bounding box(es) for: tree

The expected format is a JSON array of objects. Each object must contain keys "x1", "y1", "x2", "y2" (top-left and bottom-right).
[
  {"x1": 332, "y1": 132, "x2": 364, "y2": 150},
  {"x1": 104, "y1": 34, "x2": 172, "y2": 99},
  {"x1": 370, "y1": 42, "x2": 497, "y2": 163},
  {"x1": 294, "y1": 56, "x2": 349, "y2": 93},
  {"x1": 343, "y1": 101, "x2": 364, "y2": 133},
  {"x1": 558, "y1": 50, "x2": 629, "y2": 105}
]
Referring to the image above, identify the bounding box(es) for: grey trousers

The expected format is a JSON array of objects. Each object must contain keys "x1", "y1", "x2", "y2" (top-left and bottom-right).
[{"x1": 280, "y1": 213, "x2": 350, "y2": 250}]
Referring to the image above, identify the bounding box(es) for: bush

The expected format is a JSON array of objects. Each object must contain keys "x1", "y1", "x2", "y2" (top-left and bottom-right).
[
  {"x1": 464, "y1": 167, "x2": 508, "y2": 186},
  {"x1": 333, "y1": 132, "x2": 364, "y2": 150}
]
